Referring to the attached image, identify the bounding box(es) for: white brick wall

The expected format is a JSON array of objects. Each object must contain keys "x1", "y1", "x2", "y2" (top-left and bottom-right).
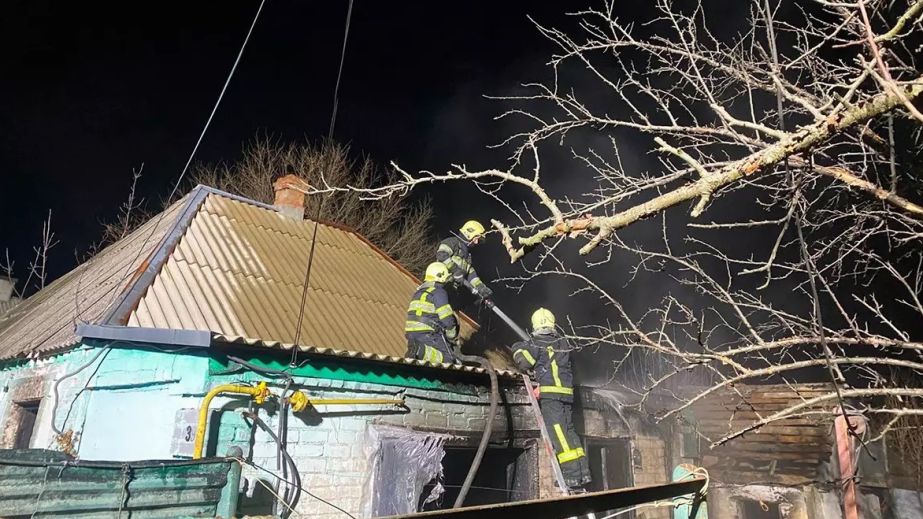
[{"x1": 230, "y1": 377, "x2": 535, "y2": 517}]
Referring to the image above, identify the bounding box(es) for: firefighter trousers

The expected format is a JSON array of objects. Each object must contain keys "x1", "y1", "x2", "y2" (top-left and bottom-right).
[
  {"x1": 406, "y1": 332, "x2": 458, "y2": 364},
  {"x1": 540, "y1": 398, "x2": 591, "y2": 490}
]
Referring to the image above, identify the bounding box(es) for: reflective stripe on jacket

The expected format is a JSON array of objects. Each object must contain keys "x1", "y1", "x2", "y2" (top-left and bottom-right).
[
  {"x1": 512, "y1": 329, "x2": 575, "y2": 400},
  {"x1": 405, "y1": 281, "x2": 458, "y2": 340},
  {"x1": 436, "y1": 236, "x2": 483, "y2": 289}
]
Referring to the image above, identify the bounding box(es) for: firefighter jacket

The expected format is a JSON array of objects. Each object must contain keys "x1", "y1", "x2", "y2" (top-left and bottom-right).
[
  {"x1": 404, "y1": 281, "x2": 458, "y2": 340},
  {"x1": 512, "y1": 329, "x2": 575, "y2": 401},
  {"x1": 436, "y1": 236, "x2": 485, "y2": 291}
]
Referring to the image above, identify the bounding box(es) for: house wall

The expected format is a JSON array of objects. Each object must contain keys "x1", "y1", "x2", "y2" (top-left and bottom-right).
[
  {"x1": 0, "y1": 343, "x2": 540, "y2": 517},
  {"x1": 703, "y1": 484, "x2": 854, "y2": 519},
  {"x1": 578, "y1": 405, "x2": 672, "y2": 519},
  {"x1": 0, "y1": 349, "x2": 94, "y2": 452}
]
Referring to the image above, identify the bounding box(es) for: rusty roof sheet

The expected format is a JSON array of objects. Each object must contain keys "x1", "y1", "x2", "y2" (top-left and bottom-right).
[
  {"x1": 0, "y1": 197, "x2": 189, "y2": 360},
  {"x1": 127, "y1": 192, "x2": 475, "y2": 358}
]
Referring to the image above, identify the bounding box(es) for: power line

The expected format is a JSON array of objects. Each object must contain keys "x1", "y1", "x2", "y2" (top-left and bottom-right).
[
  {"x1": 291, "y1": 0, "x2": 355, "y2": 355},
  {"x1": 327, "y1": 0, "x2": 354, "y2": 139},
  {"x1": 760, "y1": 0, "x2": 850, "y2": 426},
  {"x1": 105, "y1": 0, "x2": 268, "y2": 314}
]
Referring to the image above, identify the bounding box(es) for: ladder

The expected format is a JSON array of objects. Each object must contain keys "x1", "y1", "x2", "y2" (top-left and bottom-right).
[
  {"x1": 522, "y1": 374, "x2": 570, "y2": 495},
  {"x1": 486, "y1": 300, "x2": 595, "y2": 517}
]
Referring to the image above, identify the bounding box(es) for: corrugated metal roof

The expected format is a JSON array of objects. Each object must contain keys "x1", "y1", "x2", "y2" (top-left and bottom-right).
[
  {"x1": 0, "y1": 196, "x2": 189, "y2": 360},
  {"x1": 213, "y1": 333, "x2": 518, "y2": 378},
  {"x1": 127, "y1": 193, "x2": 475, "y2": 359},
  {"x1": 0, "y1": 186, "x2": 486, "y2": 373}
]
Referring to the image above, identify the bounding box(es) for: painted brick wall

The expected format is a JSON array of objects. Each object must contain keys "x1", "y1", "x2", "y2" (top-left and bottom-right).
[
  {"x1": 0, "y1": 350, "x2": 97, "y2": 452},
  {"x1": 217, "y1": 377, "x2": 535, "y2": 517},
  {"x1": 1, "y1": 346, "x2": 541, "y2": 517}
]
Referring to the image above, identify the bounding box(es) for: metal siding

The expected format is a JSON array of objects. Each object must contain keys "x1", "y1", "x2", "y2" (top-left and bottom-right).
[
  {"x1": 0, "y1": 450, "x2": 239, "y2": 518},
  {"x1": 0, "y1": 196, "x2": 189, "y2": 359},
  {"x1": 127, "y1": 194, "x2": 466, "y2": 358}
]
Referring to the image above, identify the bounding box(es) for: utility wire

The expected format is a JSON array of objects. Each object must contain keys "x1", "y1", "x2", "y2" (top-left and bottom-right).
[
  {"x1": 291, "y1": 0, "x2": 355, "y2": 356},
  {"x1": 235, "y1": 456, "x2": 357, "y2": 518},
  {"x1": 761, "y1": 0, "x2": 850, "y2": 423},
  {"x1": 105, "y1": 0, "x2": 267, "y2": 314},
  {"x1": 50, "y1": 347, "x2": 112, "y2": 435},
  {"x1": 328, "y1": 0, "x2": 354, "y2": 139}
]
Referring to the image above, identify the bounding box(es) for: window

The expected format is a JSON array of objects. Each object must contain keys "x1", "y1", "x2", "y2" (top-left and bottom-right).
[
  {"x1": 12, "y1": 400, "x2": 40, "y2": 449},
  {"x1": 738, "y1": 499, "x2": 782, "y2": 519},
  {"x1": 681, "y1": 427, "x2": 701, "y2": 458},
  {"x1": 367, "y1": 430, "x2": 537, "y2": 516},
  {"x1": 419, "y1": 447, "x2": 535, "y2": 511},
  {"x1": 587, "y1": 440, "x2": 634, "y2": 519},
  {"x1": 587, "y1": 440, "x2": 633, "y2": 492}
]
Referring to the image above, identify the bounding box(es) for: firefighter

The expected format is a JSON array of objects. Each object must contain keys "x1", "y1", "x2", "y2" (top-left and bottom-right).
[
  {"x1": 436, "y1": 220, "x2": 493, "y2": 300},
  {"x1": 512, "y1": 308, "x2": 591, "y2": 492},
  {"x1": 405, "y1": 262, "x2": 460, "y2": 364}
]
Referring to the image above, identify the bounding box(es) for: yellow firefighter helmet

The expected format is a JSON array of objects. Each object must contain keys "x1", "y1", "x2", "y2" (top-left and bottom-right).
[
  {"x1": 424, "y1": 262, "x2": 451, "y2": 283},
  {"x1": 460, "y1": 220, "x2": 486, "y2": 241},
  {"x1": 531, "y1": 308, "x2": 556, "y2": 331}
]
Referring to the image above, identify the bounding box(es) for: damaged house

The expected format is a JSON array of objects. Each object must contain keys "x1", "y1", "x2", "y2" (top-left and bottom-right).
[
  {"x1": 6, "y1": 177, "x2": 913, "y2": 518},
  {"x1": 580, "y1": 382, "x2": 923, "y2": 519},
  {"x1": 0, "y1": 180, "x2": 560, "y2": 516}
]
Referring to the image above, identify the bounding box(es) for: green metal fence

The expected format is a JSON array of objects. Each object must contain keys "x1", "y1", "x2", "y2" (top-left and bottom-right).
[{"x1": 0, "y1": 447, "x2": 242, "y2": 518}]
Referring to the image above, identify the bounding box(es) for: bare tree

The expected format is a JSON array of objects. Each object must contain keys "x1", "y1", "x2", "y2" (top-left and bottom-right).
[
  {"x1": 100, "y1": 164, "x2": 147, "y2": 245},
  {"x1": 312, "y1": 0, "x2": 923, "y2": 452},
  {"x1": 2, "y1": 209, "x2": 60, "y2": 300},
  {"x1": 192, "y1": 138, "x2": 435, "y2": 274},
  {"x1": 30, "y1": 210, "x2": 58, "y2": 291}
]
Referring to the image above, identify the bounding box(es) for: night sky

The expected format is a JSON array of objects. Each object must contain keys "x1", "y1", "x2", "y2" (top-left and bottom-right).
[
  {"x1": 6, "y1": 1, "x2": 900, "y2": 384},
  {"x1": 1, "y1": 1, "x2": 573, "y2": 286}
]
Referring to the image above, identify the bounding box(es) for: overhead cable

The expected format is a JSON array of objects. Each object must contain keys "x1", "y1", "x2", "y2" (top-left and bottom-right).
[
  {"x1": 106, "y1": 0, "x2": 268, "y2": 313},
  {"x1": 291, "y1": 0, "x2": 355, "y2": 355}
]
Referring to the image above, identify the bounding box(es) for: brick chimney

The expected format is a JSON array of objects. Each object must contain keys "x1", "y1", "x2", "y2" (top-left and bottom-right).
[{"x1": 273, "y1": 174, "x2": 310, "y2": 220}]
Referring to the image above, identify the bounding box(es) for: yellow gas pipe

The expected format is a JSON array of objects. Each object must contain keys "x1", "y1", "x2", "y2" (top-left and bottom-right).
[
  {"x1": 193, "y1": 384, "x2": 405, "y2": 459},
  {"x1": 287, "y1": 389, "x2": 405, "y2": 410},
  {"x1": 193, "y1": 382, "x2": 271, "y2": 459}
]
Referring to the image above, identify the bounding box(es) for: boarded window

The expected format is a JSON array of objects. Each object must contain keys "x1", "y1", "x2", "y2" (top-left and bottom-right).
[{"x1": 12, "y1": 400, "x2": 40, "y2": 449}]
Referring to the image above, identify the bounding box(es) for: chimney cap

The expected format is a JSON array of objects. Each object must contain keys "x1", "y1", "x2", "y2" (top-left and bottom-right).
[{"x1": 273, "y1": 174, "x2": 310, "y2": 220}]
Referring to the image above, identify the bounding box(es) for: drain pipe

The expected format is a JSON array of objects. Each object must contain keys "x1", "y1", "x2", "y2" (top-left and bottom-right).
[{"x1": 453, "y1": 353, "x2": 499, "y2": 508}]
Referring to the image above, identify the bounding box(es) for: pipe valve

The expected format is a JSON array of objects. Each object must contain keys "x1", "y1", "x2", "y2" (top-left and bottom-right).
[
  {"x1": 288, "y1": 390, "x2": 310, "y2": 412},
  {"x1": 253, "y1": 381, "x2": 271, "y2": 405}
]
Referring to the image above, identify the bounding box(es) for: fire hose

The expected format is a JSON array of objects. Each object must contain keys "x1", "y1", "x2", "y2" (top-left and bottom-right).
[
  {"x1": 452, "y1": 351, "x2": 498, "y2": 508},
  {"x1": 481, "y1": 298, "x2": 530, "y2": 341},
  {"x1": 451, "y1": 291, "x2": 524, "y2": 508}
]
